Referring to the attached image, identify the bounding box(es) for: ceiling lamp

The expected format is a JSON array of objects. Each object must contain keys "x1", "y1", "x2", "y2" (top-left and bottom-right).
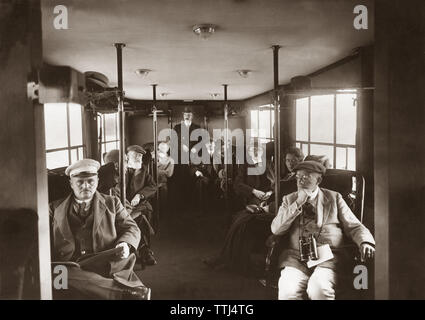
[
  {"x1": 210, "y1": 93, "x2": 220, "y2": 99},
  {"x1": 192, "y1": 24, "x2": 216, "y2": 40},
  {"x1": 237, "y1": 69, "x2": 252, "y2": 78},
  {"x1": 135, "y1": 69, "x2": 151, "y2": 77},
  {"x1": 160, "y1": 92, "x2": 170, "y2": 97}
]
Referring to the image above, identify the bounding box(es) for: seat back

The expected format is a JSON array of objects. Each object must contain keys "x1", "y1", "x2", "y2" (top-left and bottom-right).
[{"x1": 320, "y1": 169, "x2": 365, "y2": 223}]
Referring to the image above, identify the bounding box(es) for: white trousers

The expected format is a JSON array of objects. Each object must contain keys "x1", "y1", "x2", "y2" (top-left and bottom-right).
[{"x1": 278, "y1": 266, "x2": 337, "y2": 300}]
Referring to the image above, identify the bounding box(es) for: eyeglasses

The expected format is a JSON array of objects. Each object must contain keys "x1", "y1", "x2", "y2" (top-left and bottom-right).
[{"x1": 295, "y1": 174, "x2": 314, "y2": 180}]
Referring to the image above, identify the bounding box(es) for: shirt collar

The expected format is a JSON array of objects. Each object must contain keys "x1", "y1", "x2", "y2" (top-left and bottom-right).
[
  {"x1": 74, "y1": 197, "x2": 92, "y2": 206},
  {"x1": 307, "y1": 187, "x2": 319, "y2": 201}
]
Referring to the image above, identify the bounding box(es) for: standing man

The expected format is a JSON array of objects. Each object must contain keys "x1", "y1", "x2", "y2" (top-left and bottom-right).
[
  {"x1": 271, "y1": 161, "x2": 375, "y2": 300},
  {"x1": 171, "y1": 106, "x2": 202, "y2": 213},
  {"x1": 173, "y1": 106, "x2": 201, "y2": 165},
  {"x1": 49, "y1": 159, "x2": 151, "y2": 299}
]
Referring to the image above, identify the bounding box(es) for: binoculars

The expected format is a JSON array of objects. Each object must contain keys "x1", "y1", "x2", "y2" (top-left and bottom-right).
[{"x1": 299, "y1": 234, "x2": 319, "y2": 262}]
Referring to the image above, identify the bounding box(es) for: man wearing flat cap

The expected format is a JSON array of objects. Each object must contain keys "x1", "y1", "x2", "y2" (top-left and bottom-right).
[
  {"x1": 49, "y1": 159, "x2": 151, "y2": 299},
  {"x1": 126, "y1": 145, "x2": 157, "y2": 266},
  {"x1": 271, "y1": 160, "x2": 375, "y2": 300}
]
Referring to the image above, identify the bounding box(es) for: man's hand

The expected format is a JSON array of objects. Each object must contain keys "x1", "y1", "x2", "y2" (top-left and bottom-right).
[
  {"x1": 259, "y1": 201, "x2": 270, "y2": 213},
  {"x1": 295, "y1": 189, "x2": 309, "y2": 207},
  {"x1": 182, "y1": 144, "x2": 189, "y2": 152},
  {"x1": 360, "y1": 243, "x2": 375, "y2": 262},
  {"x1": 195, "y1": 170, "x2": 203, "y2": 177},
  {"x1": 116, "y1": 242, "x2": 130, "y2": 259},
  {"x1": 252, "y1": 189, "x2": 266, "y2": 200},
  {"x1": 131, "y1": 194, "x2": 141, "y2": 206},
  {"x1": 262, "y1": 191, "x2": 273, "y2": 201}
]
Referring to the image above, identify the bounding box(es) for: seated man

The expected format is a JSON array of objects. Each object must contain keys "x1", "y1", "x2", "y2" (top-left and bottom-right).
[
  {"x1": 126, "y1": 145, "x2": 158, "y2": 266},
  {"x1": 103, "y1": 149, "x2": 156, "y2": 267},
  {"x1": 233, "y1": 142, "x2": 272, "y2": 210},
  {"x1": 203, "y1": 146, "x2": 302, "y2": 274},
  {"x1": 155, "y1": 142, "x2": 174, "y2": 213},
  {"x1": 271, "y1": 161, "x2": 375, "y2": 300},
  {"x1": 49, "y1": 159, "x2": 150, "y2": 299},
  {"x1": 190, "y1": 140, "x2": 222, "y2": 213}
]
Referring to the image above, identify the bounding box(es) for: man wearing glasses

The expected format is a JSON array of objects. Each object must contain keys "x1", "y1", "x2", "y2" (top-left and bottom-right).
[
  {"x1": 49, "y1": 159, "x2": 151, "y2": 299},
  {"x1": 271, "y1": 160, "x2": 375, "y2": 300}
]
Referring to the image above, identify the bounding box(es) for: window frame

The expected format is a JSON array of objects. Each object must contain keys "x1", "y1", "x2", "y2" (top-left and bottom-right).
[
  {"x1": 294, "y1": 91, "x2": 357, "y2": 170},
  {"x1": 98, "y1": 112, "x2": 120, "y2": 163},
  {"x1": 250, "y1": 104, "x2": 275, "y2": 143},
  {"x1": 45, "y1": 103, "x2": 86, "y2": 169}
]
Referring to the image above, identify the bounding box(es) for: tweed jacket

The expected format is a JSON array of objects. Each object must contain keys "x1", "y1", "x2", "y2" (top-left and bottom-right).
[
  {"x1": 49, "y1": 191, "x2": 141, "y2": 261},
  {"x1": 271, "y1": 187, "x2": 375, "y2": 273}
]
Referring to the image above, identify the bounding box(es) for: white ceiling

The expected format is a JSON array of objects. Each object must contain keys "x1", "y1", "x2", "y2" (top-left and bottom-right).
[{"x1": 41, "y1": 0, "x2": 374, "y2": 100}]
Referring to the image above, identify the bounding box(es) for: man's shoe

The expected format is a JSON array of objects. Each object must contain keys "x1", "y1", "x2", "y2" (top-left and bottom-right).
[{"x1": 122, "y1": 286, "x2": 151, "y2": 300}]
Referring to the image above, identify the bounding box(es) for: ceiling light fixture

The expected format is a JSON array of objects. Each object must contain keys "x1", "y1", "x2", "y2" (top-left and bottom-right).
[
  {"x1": 237, "y1": 69, "x2": 252, "y2": 78},
  {"x1": 192, "y1": 24, "x2": 216, "y2": 40},
  {"x1": 210, "y1": 93, "x2": 220, "y2": 99},
  {"x1": 160, "y1": 92, "x2": 170, "y2": 97},
  {"x1": 135, "y1": 69, "x2": 151, "y2": 77}
]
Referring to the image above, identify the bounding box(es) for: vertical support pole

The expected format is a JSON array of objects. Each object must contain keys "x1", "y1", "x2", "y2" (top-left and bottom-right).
[
  {"x1": 152, "y1": 84, "x2": 160, "y2": 227},
  {"x1": 114, "y1": 43, "x2": 126, "y2": 205},
  {"x1": 272, "y1": 45, "x2": 281, "y2": 215},
  {"x1": 223, "y1": 84, "x2": 229, "y2": 211}
]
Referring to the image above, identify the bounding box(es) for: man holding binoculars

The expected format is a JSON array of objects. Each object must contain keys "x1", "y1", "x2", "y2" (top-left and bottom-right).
[{"x1": 271, "y1": 160, "x2": 375, "y2": 300}]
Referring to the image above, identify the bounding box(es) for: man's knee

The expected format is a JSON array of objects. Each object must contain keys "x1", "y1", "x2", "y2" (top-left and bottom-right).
[
  {"x1": 278, "y1": 279, "x2": 302, "y2": 300},
  {"x1": 306, "y1": 269, "x2": 336, "y2": 300},
  {"x1": 277, "y1": 267, "x2": 308, "y2": 300}
]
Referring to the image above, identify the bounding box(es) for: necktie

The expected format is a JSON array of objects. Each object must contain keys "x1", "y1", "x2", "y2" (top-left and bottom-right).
[
  {"x1": 303, "y1": 201, "x2": 315, "y2": 219},
  {"x1": 78, "y1": 202, "x2": 88, "y2": 218}
]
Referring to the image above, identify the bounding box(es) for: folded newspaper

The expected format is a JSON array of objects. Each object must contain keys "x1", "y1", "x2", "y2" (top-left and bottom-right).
[{"x1": 51, "y1": 247, "x2": 124, "y2": 268}]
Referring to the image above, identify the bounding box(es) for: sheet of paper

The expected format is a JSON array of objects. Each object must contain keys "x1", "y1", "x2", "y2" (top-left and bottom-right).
[{"x1": 307, "y1": 244, "x2": 334, "y2": 268}]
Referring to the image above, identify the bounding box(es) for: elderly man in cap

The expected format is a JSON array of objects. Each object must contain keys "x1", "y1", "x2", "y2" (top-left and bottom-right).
[
  {"x1": 271, "y1": 160, "x2": 375, "y2": 300},
  {"x1": 126, "y1": 145, "x2": 157, "y2": 266},
  {"x1": 49, "y1": 159, "x2": 151, "y2": 299}
]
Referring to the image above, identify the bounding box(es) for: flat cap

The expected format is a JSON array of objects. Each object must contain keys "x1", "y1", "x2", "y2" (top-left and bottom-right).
[
  {"x1": 294, "y1": 160, "x2": 326, "y2": 175},
  {"x1": 126, "y1": 145, "x2": 146, "y2": 154},
  {"x1": 65, "y1": 159, "x2": 100, "y2": 177},
  {"x1": 304, "y1": 154, "x2": 331, "y2": 169},
  {"x1": 104, "y1": 149, "x2": 119, "y2": 164}
]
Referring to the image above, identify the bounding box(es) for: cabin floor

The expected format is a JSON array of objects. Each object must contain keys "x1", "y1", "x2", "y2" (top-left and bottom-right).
[{"x1": 135, "y1": 208, "x2": 276, "y2": 300}]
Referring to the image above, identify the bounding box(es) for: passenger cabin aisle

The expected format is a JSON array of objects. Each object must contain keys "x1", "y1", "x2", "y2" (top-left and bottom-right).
[{"x1": 137, "y1": 209, "x2": 274, "y2": 300}]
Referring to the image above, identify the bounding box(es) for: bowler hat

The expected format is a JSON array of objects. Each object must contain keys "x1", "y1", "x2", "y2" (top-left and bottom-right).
[{"x1": 294, "y1": 160, "x2": 326, "y2": 175}]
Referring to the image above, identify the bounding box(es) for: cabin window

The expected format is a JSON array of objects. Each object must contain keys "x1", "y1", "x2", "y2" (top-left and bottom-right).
[
  {"x1": 98, "y1": 113, "x2": 120, "y2": 164},
  {"x1": 250, "y1": 104, "x2": 275, "y2": 143},
  {"x1": 44, "y1": 103, "x2": 85, "y2": 169},
  {"x1": 295, "y1": 93, "x2": 357, "y2": 170}
]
